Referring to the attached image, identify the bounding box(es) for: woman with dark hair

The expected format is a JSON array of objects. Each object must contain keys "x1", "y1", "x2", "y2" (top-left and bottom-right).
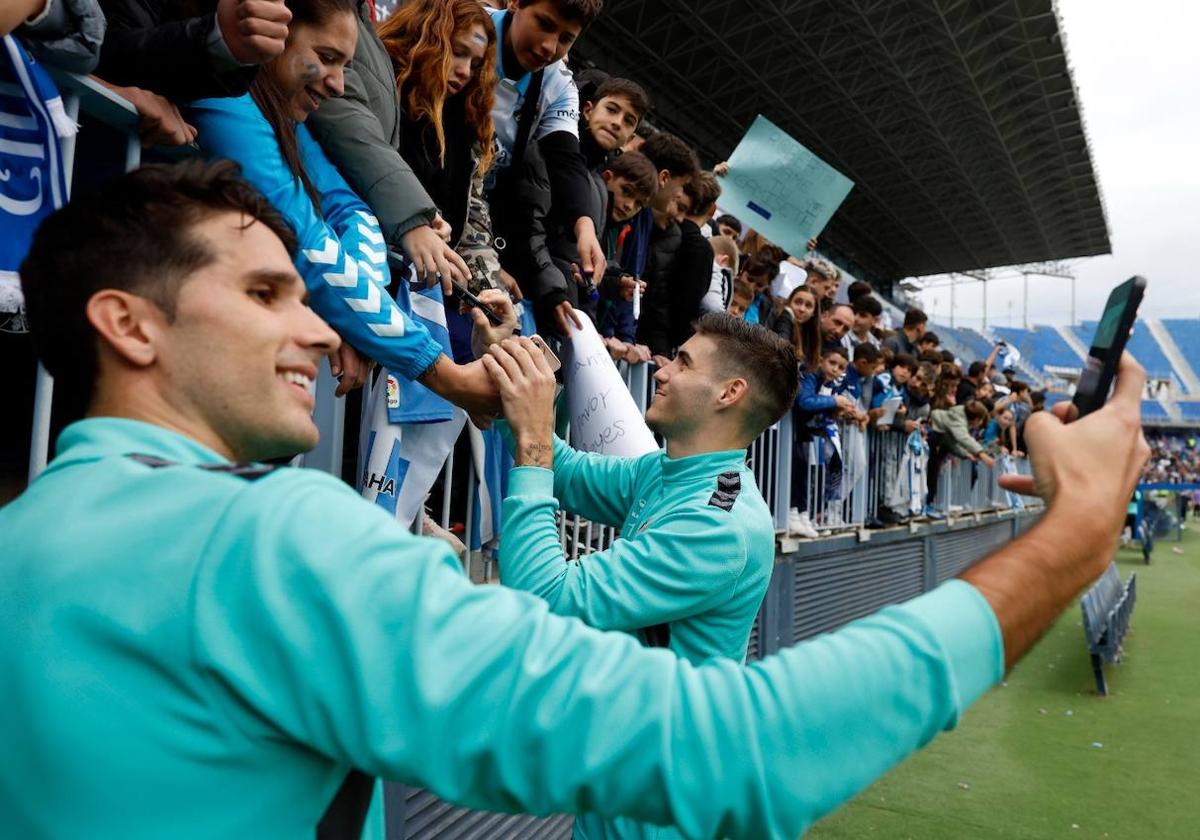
[
  {"x1": 768, "y1": 284, "x2": 821, "y2": 371},
  {"x1": 189, "y1": 0, "x2": 500, "y2": 414}
]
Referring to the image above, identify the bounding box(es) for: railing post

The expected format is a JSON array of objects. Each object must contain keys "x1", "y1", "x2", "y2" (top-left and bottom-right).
[{"x1": 773, "y1": 411, "x2": 793, "y2": 530}]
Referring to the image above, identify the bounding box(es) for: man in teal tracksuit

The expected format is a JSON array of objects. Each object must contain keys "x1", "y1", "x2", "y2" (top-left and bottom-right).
[
  {"x1": 1, "y1": 162, "x2": 1151, "y2": 839},
  {"x1": 490, "y1": 314, "x2": 792, "y2": 840},
  {"x1": 496, "y1": 313, "x2": 790, "y2": 669}
]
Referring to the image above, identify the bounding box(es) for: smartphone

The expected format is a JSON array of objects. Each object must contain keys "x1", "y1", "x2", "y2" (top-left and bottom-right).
[
  {"x1": 528, "y1": 334, "x2": 562, "y2": 373},
  {"x1": 1072, "y1": 276, "x2": 1147, "y2": 418}
]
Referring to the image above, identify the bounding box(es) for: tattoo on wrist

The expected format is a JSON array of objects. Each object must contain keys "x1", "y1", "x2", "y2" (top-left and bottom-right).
[{"x1": 519, "y1": 442, "x2": 553, "y2": 468}]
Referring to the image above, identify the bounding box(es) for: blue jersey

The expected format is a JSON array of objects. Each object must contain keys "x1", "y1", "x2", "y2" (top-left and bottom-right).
[{"x1": 189, "y1": 95, "x2": 442, "y2": 382}]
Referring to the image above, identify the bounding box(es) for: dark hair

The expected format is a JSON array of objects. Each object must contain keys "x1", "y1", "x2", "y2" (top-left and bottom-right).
[
  {"x1": 918, "y1": 349, "x2": 942, "y2": 365},
  {"x1": 892, "y1": 353, "x2": 918, "y2": 373},
  {"x1": 639, "y1": 131, "x2": 699, "y2": 179},
  {"x1": 852, "y1": 296, "x2": 881, "y2": 318},
  {"x1": 592, "y1": 77, "x2": 650, "y2": 118},
  {"x1": 903, "y1": 307, "x2": 928, "y2": 329},
  {"x1": 605, "y1": 150, "x2": 658, "y2": 201},
  {"x1": 20, "y1": 160, "x2": 297, "y2": 417},
  {"x1": 1012, "y1": 380, "x2": 1030, "y2": 394},
  {"x1": 786, "y1": 285, "x2": 821, "y2": 369},
  {"x1": 919, "y1": 330, "x2": 939, "y2": 346},
  {"x1": 682, "y1": 171, "x2": 721, "y2": 215},
  {"x1": 693, "y1": 312, "x2": 800, "y2": 436},
  {"x1": 967, "y1": 360, "x2": 986, "y2": 378},
  {"x1": 940, "y1": 349, "x2": 955, "y2": 363},
  {"x1": 518, "y1": 0, "x2": 604, "y2": 26},
  {"x1": 847, "y1": 280, "x2": 873, "y2": 302},
  {"x1": 853, "y1": 342, "x2": 882, "y2": 363},
  {"x1": 715, "y1": 213, "x2": 742, "y2": 235},
  {"x1": 250, "y1": 0, "x2": 358, "y2": 210},
  {"x1": 740, "y1": 252, "x2": 779, "y2": 284},
  {"x1": 822, "y1": 345, "x2": 848, "y2": 361}
]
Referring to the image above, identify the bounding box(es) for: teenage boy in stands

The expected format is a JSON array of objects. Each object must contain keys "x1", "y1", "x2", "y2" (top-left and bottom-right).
[
  {"x1": 715, "y1": 213, "x2": 742, "y2": 242},
  {"x1": 485, "y1": 0, "x2": 607, "y2": 278},
  {"x1": 884, "y1": 307, "x2": 928, "y2": 357},
  {"x1": 621, "y1": 132, "x2": 700, "y2": 359},
  {"x1": 917, "y1": 330, "x2": 940, "y2": 355},
  {"x1": 527, "y1": 76, "x2": 653, "y2": 337},
  {"x1": 845, "y1": 295, "x2": 883, "y2": 355},
  {"x1": 485, "y1": 314, "x2": 799, "y2": 840},
  {"x1": 640, "y1": 171, "x2": 723, "y2": 359},
  {"x1": 805, "y1": 258, "x2": 841, "y2": 303},
  {"x1": 842, "y1": 341, "x2": 883, "y2": 413}
]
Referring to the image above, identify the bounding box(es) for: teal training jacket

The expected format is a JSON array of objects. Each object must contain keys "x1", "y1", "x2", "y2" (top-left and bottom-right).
[
  {"x1": 0, "y1": 418, "x2": 1003, "y2": 839},
  {"x1": 499, "y1": 437, "x2": 775, "y2": 840}
]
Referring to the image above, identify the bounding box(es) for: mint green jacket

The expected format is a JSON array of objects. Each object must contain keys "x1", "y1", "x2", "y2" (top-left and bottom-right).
[
  {"x1": 499, "y1": 438, "x2": 775, "y2": 666},
  {"x1": 0, "y1": 419, "x2": 1003, "y2": 839}
]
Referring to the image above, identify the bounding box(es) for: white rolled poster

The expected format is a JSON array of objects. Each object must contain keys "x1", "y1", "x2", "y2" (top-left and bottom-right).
[{"x1": 561, "y1": 310, "x2": 659, "y2": 457}]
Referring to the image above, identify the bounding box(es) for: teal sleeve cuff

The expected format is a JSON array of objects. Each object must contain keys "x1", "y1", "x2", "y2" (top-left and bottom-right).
[
  {"x1": 507, "y1": 466, "x2": 555, "y2": 499},
  {"x1": 901, "y1": 579, "x2": 1004, "y2": 715}
]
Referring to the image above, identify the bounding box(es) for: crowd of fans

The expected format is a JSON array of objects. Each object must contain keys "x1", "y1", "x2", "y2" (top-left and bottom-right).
[
  {"x1": 3, "y1": 0, "x2": 1049, "y2": 532},
  {"x1": 1141, "y1": 434, "x2": 1200, "y2": 485}
]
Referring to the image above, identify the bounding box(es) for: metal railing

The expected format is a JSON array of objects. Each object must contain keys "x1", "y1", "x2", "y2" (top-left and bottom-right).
[{"x1": 20, "y1": 71, "x2": 1036, "y2": 576}]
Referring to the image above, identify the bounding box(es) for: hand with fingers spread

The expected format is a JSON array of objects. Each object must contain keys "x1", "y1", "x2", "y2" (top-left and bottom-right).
[
  {"x1": 329, "y1": 342, "x2": 370, "y2": 397},
  {"x1": 217, "y1": 0, "x2": 293, "y2": 65},
  {"x1": 400, "y1": 224, "x2": 470, "y2": 295},
  {"x1": 470, "y1": 289, "x2": 519, "y2": 359},
  {"x1": 481, "y1": 338, "x2": 557, "y2": 468}
]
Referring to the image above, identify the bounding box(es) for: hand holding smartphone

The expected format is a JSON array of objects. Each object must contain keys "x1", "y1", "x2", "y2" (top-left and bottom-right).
[{"x1": 1072, "y1": 276, "x2": 1146, "y2": 418}]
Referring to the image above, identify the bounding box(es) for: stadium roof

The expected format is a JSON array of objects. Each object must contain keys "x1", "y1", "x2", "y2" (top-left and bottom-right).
[{"x1": 572, "y1": 0, "x2": 1111, "y2": 285}]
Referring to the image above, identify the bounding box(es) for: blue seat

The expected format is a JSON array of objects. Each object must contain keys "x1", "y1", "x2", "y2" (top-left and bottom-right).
[{"x1": 1080, "y1": 562, "x2": 1136, "y2": 695}]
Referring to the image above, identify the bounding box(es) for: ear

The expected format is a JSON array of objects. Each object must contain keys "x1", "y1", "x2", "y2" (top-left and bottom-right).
[
  {"x1": 601, "y1": 169, "x2": 614, "y2": 185},
  {"x1": 657, "y1": 169, "x2": 670, "y2": 189},
  {"x1": 716, "y1": 376, "x2": 749, "y2": 412},
  {"x1": 85, "y1": 290, "x2": 165, "y2": 370},
  {"x1": 582, "y1": 99, "x2": 594, "y2": 120}
]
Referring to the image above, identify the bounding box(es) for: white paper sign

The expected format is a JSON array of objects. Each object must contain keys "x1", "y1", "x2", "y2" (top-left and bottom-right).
[
  {"x1": 562, "y1": 310, "x2": 659, "y2": 457},
  {"x1": 876, "y1": 396, "x2": 903, "y2": 428}
]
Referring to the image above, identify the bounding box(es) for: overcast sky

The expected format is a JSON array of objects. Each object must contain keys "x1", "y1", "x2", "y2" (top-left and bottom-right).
[{"x1": 911, "y1": 0, "x2": 1200, "y2": 329}]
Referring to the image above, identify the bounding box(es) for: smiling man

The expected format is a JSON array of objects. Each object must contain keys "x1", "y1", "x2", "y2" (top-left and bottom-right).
[{"x1": 2, "y1": 161, "x2": 1155, "y2": 840}]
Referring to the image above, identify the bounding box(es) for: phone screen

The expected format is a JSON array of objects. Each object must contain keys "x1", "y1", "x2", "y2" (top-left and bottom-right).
[{"x1": 1072, "y1": 276, "x2": 1146, "y2": 418}]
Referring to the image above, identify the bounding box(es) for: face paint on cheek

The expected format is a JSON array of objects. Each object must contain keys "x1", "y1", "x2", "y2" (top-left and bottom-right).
[{"x1": 293, "y1": 58, "x2": 321, "y2": 83}]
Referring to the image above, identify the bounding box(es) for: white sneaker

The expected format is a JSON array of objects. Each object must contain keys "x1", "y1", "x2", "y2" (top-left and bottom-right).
[{"x1": 788, "y1": 508, "x2": 819, "y2": 538}]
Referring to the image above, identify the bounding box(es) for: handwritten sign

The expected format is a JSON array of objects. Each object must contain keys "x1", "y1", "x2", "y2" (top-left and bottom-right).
[
  {"x1": 719, "y1": 115, "x2": 854, "y2": 258},
  {"x1": 562, "y1": 310, "x2": 658, "y2": 457}
]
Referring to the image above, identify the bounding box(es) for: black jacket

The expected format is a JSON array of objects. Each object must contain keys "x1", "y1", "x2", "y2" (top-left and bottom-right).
[
  {"x1": 665, "y1": 219, "x2": 716, "y2": 351},
  {"x1": 96, "y1": 0, "x2": 257, "y2": 101},
  {"x1": 636, "y1": 220, "x2": 682, "y2": 357}
]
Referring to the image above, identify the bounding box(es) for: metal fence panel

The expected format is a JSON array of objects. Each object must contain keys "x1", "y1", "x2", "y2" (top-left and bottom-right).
[
  {"x1": 792, "y1": 542, "x2": 926, "y2": 642},
  {"x1": 934, "y1": 522, "x2": 1013, "y2": 583}
]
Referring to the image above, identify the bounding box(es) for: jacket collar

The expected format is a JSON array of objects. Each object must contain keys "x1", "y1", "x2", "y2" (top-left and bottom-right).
[
  {"x1": 44, "y1": 418, "x2": 233, "y2": 477},
  {"x1": 659, "y1": 447, "x2": 747, "y2": 486}
]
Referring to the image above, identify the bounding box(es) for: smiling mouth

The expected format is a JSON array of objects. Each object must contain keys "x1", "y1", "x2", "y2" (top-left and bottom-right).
[{"x1": 279, "y1": 370, "x2": 316, "y2": 406}]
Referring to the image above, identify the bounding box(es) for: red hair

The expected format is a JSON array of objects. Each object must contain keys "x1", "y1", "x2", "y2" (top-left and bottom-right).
[{"x1": 378, "y1": 0, "x2": 497, "y2": 175}]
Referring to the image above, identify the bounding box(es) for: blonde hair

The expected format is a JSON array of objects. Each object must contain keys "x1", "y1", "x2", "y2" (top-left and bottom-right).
[{"x1": 709, "y1": 234, "x2": 740, "y2": 276}]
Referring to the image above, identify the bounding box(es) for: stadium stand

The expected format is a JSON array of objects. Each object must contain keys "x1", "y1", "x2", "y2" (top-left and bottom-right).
[
  {"x1": 1141, "y1": 401, "x2": 1170, "y2": 422},
  {"x1": 1163, "y1": 319, "x2": 1200, "y2": 357}
]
